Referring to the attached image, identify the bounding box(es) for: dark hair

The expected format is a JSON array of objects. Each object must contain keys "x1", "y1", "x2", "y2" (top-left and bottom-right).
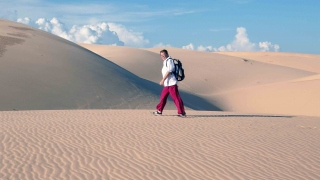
[{"x1": 160, "y1": 49, "x2": 168, "y2": 56}]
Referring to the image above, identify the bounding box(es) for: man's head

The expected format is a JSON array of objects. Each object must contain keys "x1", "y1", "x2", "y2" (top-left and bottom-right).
[{"x1": 160, "y1": 49, "x2": 169, "y2": 60}]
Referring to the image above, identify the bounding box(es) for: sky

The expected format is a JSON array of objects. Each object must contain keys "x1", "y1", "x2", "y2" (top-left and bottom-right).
[{"x1": 1, "y1": 0, "x2": 320, "y2": 54}]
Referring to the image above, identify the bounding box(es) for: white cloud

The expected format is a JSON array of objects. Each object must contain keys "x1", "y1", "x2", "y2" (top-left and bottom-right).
[
  {"x1": 216, "y1": 27, "x2": 256, "y2": 51},
  {"x1": 185, "y1": 27, "x2": 280, "y2": 52},
  {"x1": 70, "y1": 25, "x2": 99, "y2": 44},
  {"x1": 70, "y1": 23, "x2": 124, "y2": 45},
  {"x1": 259, "y1": 41, "x2": 280, "y2": 52},
  {"x1": 181, "y1": 44, "x2": 213, "y2": 52},
  {"x1": 107, "y1": 23, "x2": 149, "y2": 47},
  {"x1": 182, "y1": 43, "x2": 195, "y2": 50},
  {"x1": 153, "y1": 43, "x2": 172, "y2": 47},
  {"x1": 17, "y1": 17, "x2": 153, "y2": 47},
  {"x1": 17, "y1": 17, "x2": 31, "y2": 24},
  {"x1": 197, "y1": 45, "x2": 213, "y2": 52},
  {"x1": 36, "y1": 18, "x2": 71, "y2": 41},
  {"x1": 14, "y1": 15, "x2": 280, "y2": 52},
  {"x1": 36, "y1": 18, "x2": 54, "y2": 31},
  {"x1": 274, "y1": 44, "x2": 280, "y2": 52}
]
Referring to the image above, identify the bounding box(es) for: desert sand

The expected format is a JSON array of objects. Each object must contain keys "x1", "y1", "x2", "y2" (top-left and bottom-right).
[
  {"x1": 2, "y1": 110, "x2": 320, "y2": 180},
  {"x1": 1, "y1": 19, "x2": 320, "y2": 179}
]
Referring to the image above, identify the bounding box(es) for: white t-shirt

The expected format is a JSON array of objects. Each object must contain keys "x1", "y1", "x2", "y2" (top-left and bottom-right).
[{"x1": 162, "y1": 57, "x2": 177, "y2": 87}]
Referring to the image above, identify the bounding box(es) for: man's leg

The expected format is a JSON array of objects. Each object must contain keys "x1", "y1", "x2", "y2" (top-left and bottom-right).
[
  {"x1": 168, "y1": 85, "x2": 185, "y2": 115},
  {"x1": 156, "y1": 86, "x2": 170, "y2": 113}
]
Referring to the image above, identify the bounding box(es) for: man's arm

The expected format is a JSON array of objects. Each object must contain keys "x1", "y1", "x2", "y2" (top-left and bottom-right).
[{"x1": 160, "y1": 71, "x2": 171, "y2": 86}]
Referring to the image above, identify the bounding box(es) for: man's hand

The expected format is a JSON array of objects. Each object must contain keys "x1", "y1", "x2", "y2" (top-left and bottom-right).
[
  {"x1": 159, "y1": 79, "x2": 164, "y2": 86},
  {"x1": 160, "y1": 71, "x2": 171, "y2": 86}
]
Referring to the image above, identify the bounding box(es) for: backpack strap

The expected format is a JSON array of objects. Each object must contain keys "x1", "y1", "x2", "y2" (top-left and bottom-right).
[
  {"x1": 165, "y1": 57, "x2": 172, "y2": 67},
  {"x1": 166, "y1": 58, "x2": 175, "y2": 76}
]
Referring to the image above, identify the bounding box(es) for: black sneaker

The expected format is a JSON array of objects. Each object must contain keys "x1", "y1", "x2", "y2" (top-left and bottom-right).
[
  {"x1": 177, "y1": 112, "x2": 186, "y2": 117},
  {"x1": 153, "y1": 111, "x2": 162, "y2": 116}
]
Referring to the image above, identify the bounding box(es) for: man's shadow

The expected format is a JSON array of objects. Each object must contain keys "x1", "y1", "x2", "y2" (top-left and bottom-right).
[{"x1": 161, "y1": 114, "x2": 294, "y2": 118}]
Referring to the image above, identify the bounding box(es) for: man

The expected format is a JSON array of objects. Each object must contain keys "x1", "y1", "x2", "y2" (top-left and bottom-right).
[{"x1": 153, "y1": 49, "x2": 186, "y2": 117}]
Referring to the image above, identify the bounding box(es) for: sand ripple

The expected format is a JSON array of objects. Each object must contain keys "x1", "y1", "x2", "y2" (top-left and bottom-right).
[{"x1": 1, "y1": 110, "x2": 320, "y2": 179}]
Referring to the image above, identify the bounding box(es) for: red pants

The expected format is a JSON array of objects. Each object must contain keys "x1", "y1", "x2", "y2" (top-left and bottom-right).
[{"x1": 156, "y1": 85, "x2": 185, "y2": 114}]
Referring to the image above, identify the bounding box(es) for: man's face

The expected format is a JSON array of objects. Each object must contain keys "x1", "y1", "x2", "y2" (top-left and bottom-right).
[{"x1": 160, "y1": 52, "x2": 167, "y2": 60}]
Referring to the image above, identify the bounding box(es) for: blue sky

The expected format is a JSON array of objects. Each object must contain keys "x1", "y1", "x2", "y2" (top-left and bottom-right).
[{"x1": 1, "y1": 0, "x2": 320, "y2": 54}]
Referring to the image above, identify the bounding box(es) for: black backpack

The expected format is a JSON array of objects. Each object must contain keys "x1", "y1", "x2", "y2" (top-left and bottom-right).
[{"x1": 166, "y1": 58, "x2": 185, "y2": 81}]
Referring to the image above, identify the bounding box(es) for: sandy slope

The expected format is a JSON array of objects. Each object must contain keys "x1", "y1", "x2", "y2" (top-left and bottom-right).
[
  {"x1": 79, "y1": 44, "x2": 163, "y2": 83},
  {"x1": 210, "y1": 52, "x2": 320, "y2": 117},
  {"x1": 1, "y1": 110, "x2": 320, "y2": 180},
  {"x1": 212, "y1": 77, "x2": 320, "y2": 116},
  {"x1": 0, "y1": 19, "x2": 176, "y2": 110}
]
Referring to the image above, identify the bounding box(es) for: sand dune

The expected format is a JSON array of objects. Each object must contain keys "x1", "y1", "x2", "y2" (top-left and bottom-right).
[
  {"x1": 0, "y1": 19, "x2": 176, "y2": 111},
  {"x1": 82, "y1": 45, "x2": 315, "y2": 95},
  {"x1": 1, "y1": 110, "x2": 320, "y2": 180},
  {"x1": 212, "y1": 77, "x2": 320, "y2": 117},
  {"x1": 81, "y1": 44, "x2": 319, "y2": 117},
  {"x1": 0, "y1": 19, "x2": 216, "y2": 111},
  {"x1": 210, "y1": 52, "x2": 320, "y2": 117},
  {"x1": 1, "y1": 19, "x2": 319, "y2": 115}
]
